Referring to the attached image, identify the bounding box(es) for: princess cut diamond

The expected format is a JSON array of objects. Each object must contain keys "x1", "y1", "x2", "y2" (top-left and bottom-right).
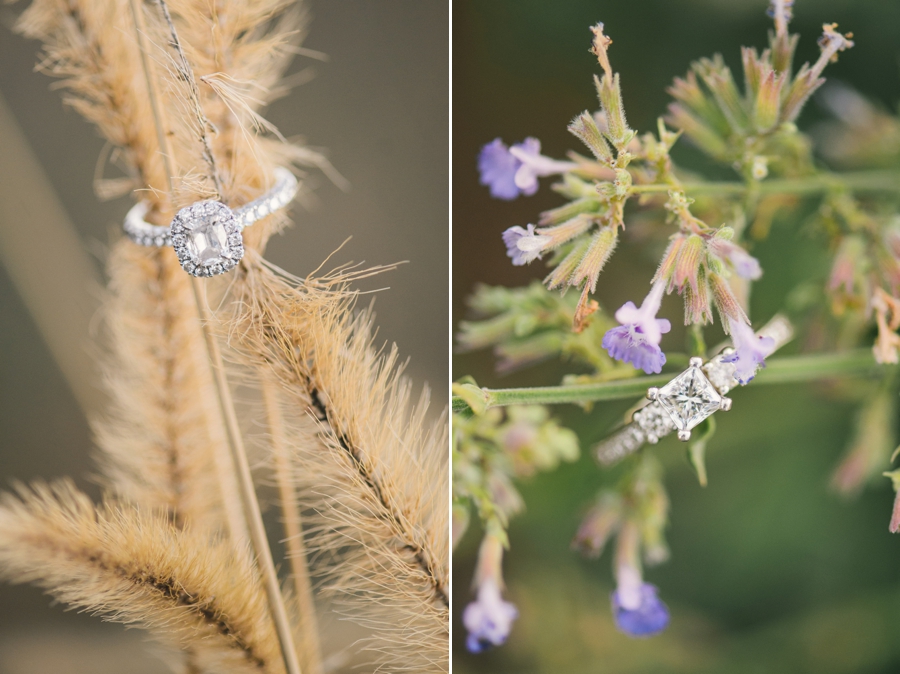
[{"x1": 656, "y1": 365, "x2": 722, "y2": 432}]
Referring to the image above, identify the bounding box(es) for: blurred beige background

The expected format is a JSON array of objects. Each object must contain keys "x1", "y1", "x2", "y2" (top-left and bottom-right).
[{"x1": 0, "y1": 1, "x2": 448, "y2": 672}]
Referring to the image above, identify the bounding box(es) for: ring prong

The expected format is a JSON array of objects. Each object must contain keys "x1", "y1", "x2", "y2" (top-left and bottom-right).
[
  {"x1": 677, "y1": 429, "x2": 691, "y2": 442},
  {"x1": 689, "y1": 357, "x2": 703, "y2": 368},
  {"x1": 647, "y1": 387, "x2": 659, "y2": 401},
  {"x1": 720, "y1": 397, "x2": 732, "y2": 411}
]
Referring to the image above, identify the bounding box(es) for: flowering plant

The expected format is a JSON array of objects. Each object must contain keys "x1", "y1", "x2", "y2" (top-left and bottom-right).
[{"x1": 454, "y1": 0, "x2": 900, "y2": 660}]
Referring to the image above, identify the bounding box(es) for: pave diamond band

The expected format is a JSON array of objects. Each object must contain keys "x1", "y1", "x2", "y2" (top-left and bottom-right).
[
  {"x1": 123, "y1": 167, "x2": 298, "y2": 277},
  {"x1": 594, "y1": 315, "x2": 794, "y2": 466}
]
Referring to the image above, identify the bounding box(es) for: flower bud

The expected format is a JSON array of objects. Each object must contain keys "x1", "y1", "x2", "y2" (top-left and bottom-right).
[
  {"x1": 667, "y1": 71, "x2": 730, "y2": 135},
  {"x1": 639, "y1": 482, "x2": 670, "y2": 567},
  {"x1": 568, "y1": 111, "x2": 614, "y2": 164},
  {"x1": 782, "y1": 26, "x2": 853, "y2": 123},
  {"x1": 653, "y1": 235, "x2": 686, "y2": 287},
  {"x1": 535, "y1": 214, "x2": 593, "y2": 250},
  {"x1": 741, "y1": 47, "x2": 765, "y2": 100},
  {"x1": 572, "y1": 491, "x2": 622, "y2": 558},
  {"x1": 665, "y1": 103, "x2": 730, "y2": 160},
  {"x1": 754, "y1": 69, "x2": 785, "y2": 133},
  {"x1": 539, "y1": 196, "x2": 602, "y2": 225},
  {"x1": 695, "y1": 56, "x2": 749, "y2": 134},
  {"x1": 684, "y1": 269, "x2": 713, "y2": 325},
  {"x1": 544, "y1": 238, "x2": 591, "y2": 290},
  {"x1": 709, "y1": 271, "x2": 749, "y2": 327},
  {"x1": 770, "y1": 30, "x2": 799, "y2": 76},
  {"x1": 594, "y1": 73, "x2": 632, "y2": 151},
  {"x1": 781, "y1": 68, "x2": 823, "y2": 124},
  {"x1": 614, "y1": 168, "x2": 632, "y2": 198},
  {"x1": 767, "y1": 1, "x2": 798, "y2": 73},
  {"x1": 614, "y1": 520, "x2": 643, "y2": 601},
  {"x1": 553, "y1": 173, "x2": 600, "y2": 200},
  {"x1": 831, "y1": 390, "x2": 895, "y2": 495},
  {"x1": 487, "y1": 472, "x2": 524, "y2": 520},
  {"x1": 501, "y1": 405, "x2": 579, "y2": 475},
  {"x1": 571, "y1": 226, "x2": 618, "y2": 293},
  {"x1": 828, "y1": 235, "x2": 867, "y2": 314},
  {"x1": 673, "y1": 234, "x2": 704, "y2": 294}
]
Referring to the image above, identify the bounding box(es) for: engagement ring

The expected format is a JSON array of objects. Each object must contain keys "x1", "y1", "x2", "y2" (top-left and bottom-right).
[
  {"x1": 123, "y1": 167, "x2": 298, "y2": 277},
  {"x1": 594, "y1": 315, "x2": 794, "y2": 466}
]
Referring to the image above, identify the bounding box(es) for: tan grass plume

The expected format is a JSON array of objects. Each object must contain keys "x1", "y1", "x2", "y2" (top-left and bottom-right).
[
  {"x1": 227, "y1": 257, "x2": 449, "y2": 672},
  {"x1": 0, "y1": 481, "x2": 285, "y2": 674}
]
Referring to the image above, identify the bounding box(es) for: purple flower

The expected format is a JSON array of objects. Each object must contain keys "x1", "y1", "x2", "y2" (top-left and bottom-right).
[
  {"x1": 722, "y1": 317, "x2": 776, "y2": 384},
  {"x1": 508, "y1": 138, "x2": 576, "y2": 195},
  {"x1": 708, "y1": 238, "x2": 762, "y2": 280},
  {"x1": 611, "y1": 582, "x2": 671, "y2": 638},
  {"x1": 478, "y1": 138, "x2": 576, "y2": 200},
  {"x1": 478, "y1": 139, "x2": 523, "y2": 200},
  {"x1": 502, "y1": 224, "x2": 552, "y2": 266},
  {"x1": 602, "y1": 281, "x2": 671, "y2": 374},
  {"x1": 463, "y1": 578, "x2": 519, "y2": 653}
]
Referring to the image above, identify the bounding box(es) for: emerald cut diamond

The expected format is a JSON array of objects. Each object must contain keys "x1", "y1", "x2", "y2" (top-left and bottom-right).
[
  {"x1": 655, "y1": 365, "x2": 722, "y2": 434},
  {"x1": 171, "y1": 201, "x2": 243, "y2": 277}
]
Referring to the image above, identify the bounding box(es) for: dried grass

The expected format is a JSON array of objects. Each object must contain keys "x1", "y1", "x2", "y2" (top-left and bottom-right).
[{"x1": 2, "y1": 0, "x2": 448, "y2": 672}]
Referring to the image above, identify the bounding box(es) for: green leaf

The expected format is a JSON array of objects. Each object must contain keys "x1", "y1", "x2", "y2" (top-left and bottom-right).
[
  {"x1": 452, "y1": 381, "x2": 489, "y2": 416},
  {"x1": 687, "y1": 416, "x2": 716, "y2": 487}
]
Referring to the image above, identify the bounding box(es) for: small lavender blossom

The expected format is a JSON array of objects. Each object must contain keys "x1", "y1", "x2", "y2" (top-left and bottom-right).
[
  {"x1": 463, "y1": 578, "x2": 519, "y2": 653},
  {"x1": 602, "y1": 281, "x2": 671, "y2": 374},
  {"x1": 708, "y1": 238, "x2": 762, "y2": 280},
  {"x1": 478, "y1": 138, "x2": 575, "y2": 200},
  {"x1": 478, "y1": 139, "x2": 523, "y2": 200},
  {"x1": 722, "y1": 317, "x2": 776, "y2": 384},
  {"x1": 502, "y1": 224, "x2": 552, "y2": 266},
  {"x1": 611, "y1": 583, "x2": 671, "y2": 638},
  {"x1": 508, "y1": 138, "x2": 576, "y2": 195}
]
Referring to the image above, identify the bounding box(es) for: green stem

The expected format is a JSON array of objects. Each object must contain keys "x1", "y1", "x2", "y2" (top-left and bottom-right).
[
  {"x1": 629, "y1": 170, "x2": 900, "y2": 197},
  {"x1": 452, "y1": 349, "x2": 880, "y2": 413}
]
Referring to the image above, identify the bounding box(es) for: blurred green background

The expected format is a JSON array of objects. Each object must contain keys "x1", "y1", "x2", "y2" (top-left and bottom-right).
[
  {"x1": 0, "y1": 2, "x2": 447, "y2": 672},
  {"x1": 452, "y1": 1, "x2": 900, "y2": 672}
]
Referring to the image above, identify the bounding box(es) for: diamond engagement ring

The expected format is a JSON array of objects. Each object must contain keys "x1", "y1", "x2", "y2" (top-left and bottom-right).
[
  {"x1": 594, "y1": 315, "x2": 794, "y2": 466},
  {"x1": 123, "y1": 167, "x2": 298, "y2": 277}
]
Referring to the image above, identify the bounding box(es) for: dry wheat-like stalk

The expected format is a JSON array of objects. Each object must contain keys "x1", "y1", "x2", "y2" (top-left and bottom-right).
[
  {"x1": 228, "y1": 257, "x2": 449, "y2": 673},
  {"x1": 5, "y1": 0, "x2": 449, "y2": 671},
  {"x1": 16, "y1": 0, "x2": 170, "y2": 200},
  {"x1": 0, "y1": 481, "x2": 284, "y2": 674},
  {"x1": 94, "y1": 244, "x2": 246, "y2": 541}
]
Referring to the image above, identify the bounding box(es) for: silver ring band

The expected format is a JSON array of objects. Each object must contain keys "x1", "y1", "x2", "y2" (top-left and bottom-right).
[
  {"x1": 123, "y1": 167, "x2": 298, "y2": 277},
  {"x1": 594, "y1": 315, "x2": 794, "y2": 466}
]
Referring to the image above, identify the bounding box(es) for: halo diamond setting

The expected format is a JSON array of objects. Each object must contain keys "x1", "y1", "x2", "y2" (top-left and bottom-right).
[
  {"x1": 171, "y1": 201, "x2": 243, "y2": 277},
  {"x1": 122, "y1": 167, "x2": 298, "y2": 277}
]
